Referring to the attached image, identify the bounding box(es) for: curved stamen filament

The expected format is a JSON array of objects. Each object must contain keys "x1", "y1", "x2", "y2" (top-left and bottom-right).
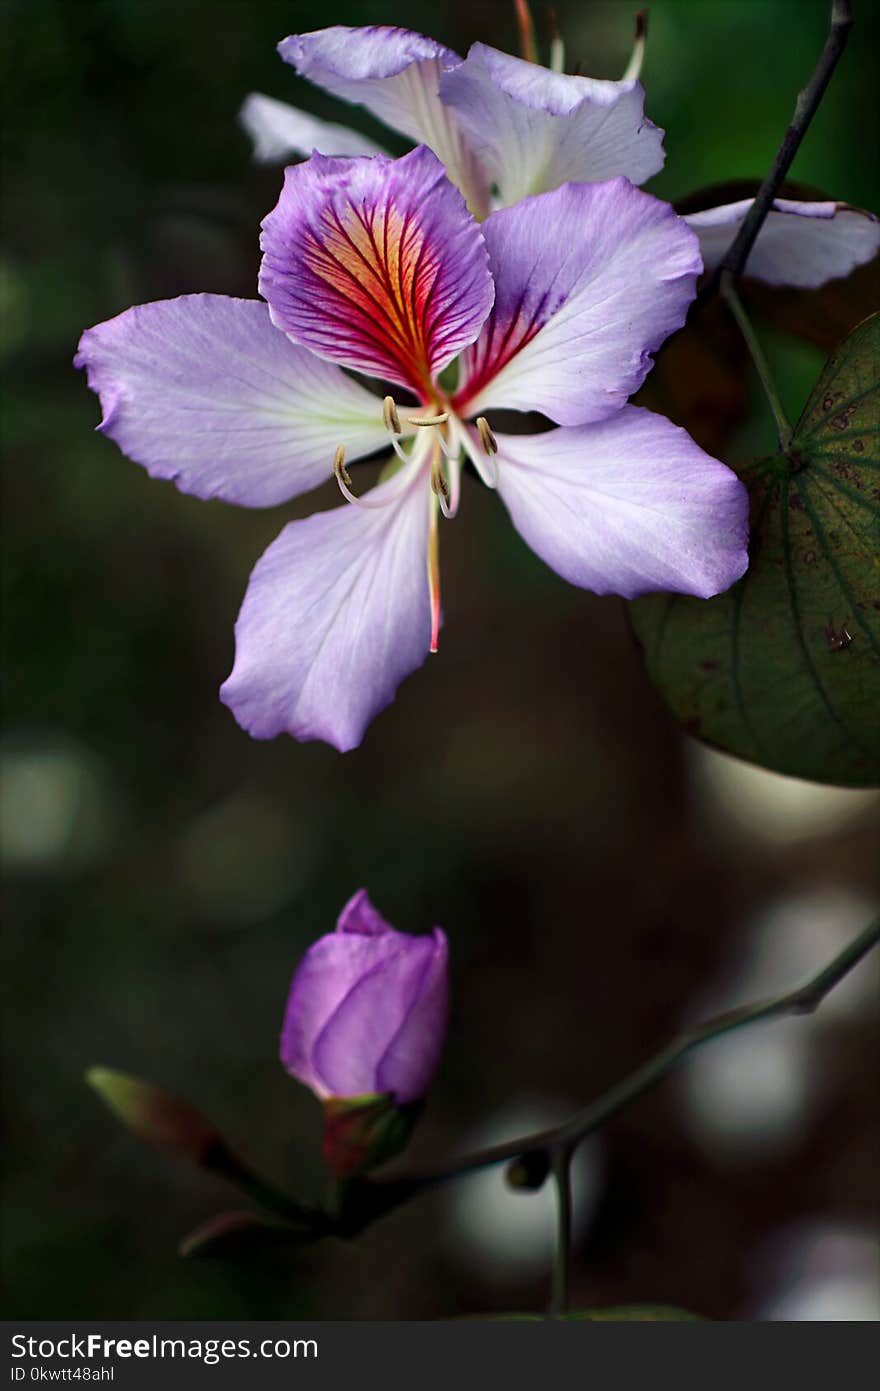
[
  {"x1": 407, "y1": 411, "x2": 449, "y2": 427},
  {"x1": 622, "y1": 9, "x2": 647, "y2": 82},
  {"x1": 454, "y1": 416, "x2": 499, "y2": 489},
  {"x1": 332, "y1": 442, "x2": 423, "y2": 510},
  {"x1": 428, "y1": 494, "x2": 441, "y2": 654},
  {"x1": 548, "y1": 8, "x2": 565, "y2": 72},
  {"x1": 382, "y1": 395, "x2": 402, "y2": 434},
  {"x1": 381, "y1": 395, "x2": 414, "y2": 465},
  {"x1": 476, "y1": 416, "x2": 498, "y2": 456},
  {"x1": 431, "y1": 455, "x2": 454, "y2": 520}
]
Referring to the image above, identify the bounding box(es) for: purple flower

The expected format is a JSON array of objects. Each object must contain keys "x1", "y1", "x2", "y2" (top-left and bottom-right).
[
  {"x1": 280, "y1": 890, "x2": 449, "y2": 1104},
  {"x1": 77, "y1": 146, "x2": 750, "y2": 749},
  {"x1": 241, "y1": 24, "x2": 879, "y2": 286}
]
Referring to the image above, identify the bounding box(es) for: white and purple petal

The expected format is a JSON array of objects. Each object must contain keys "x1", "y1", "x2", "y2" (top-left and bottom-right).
[
  {"x1": 279, "y1": 26, "x2": 489, "y2": 216},
  {"x1": 74, "y1": 295, "x2": 389, "y2": 507},
  {"x1": 220, "y1": 463, "x2": 432, "y2": 751},
  {"x1": 373, "y1": 931, "x2": 448, "y2": 1101},
  {"x1": 259, "y1": 146, "x2": 494, "y2": 397},
  {"x1": 439, "y1": 43, "x2": 665, "y2": 207},
  {"x1": 456, "y1": 178, "x2": 702, "y2": 428},
  {"x1": 494, "y1": 407, "x2": 749, "y2": 599},
  {"x1": 684, "y1": 197, "x2": 880, "y2": 287},
  {"x1": 280, "y1": 898, "x2": 408, "y2": 1097},
  {"x1": 311, "y1": 929, "x2": 446, "y2": 1102},
  {"x1": 239, "y1": 92, "x2": 387, "y2": 163}
]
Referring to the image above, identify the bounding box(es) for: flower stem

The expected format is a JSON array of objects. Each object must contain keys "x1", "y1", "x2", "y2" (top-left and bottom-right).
[
  {"x1": 705, "y1": 0, "x2": 853, "y2": 448},
  {"x1": 720, "y1": 270, "x2": 793, "y2": 452},
  {"x1": 548, "y1": 1145, "x2": 573, "y2": 1317},
  {"x1": 719, "y1": 0, "x2": 853, "y2": 284},
  {"x1": 358, "y1": 915, "x2": 879, "y2": 1225}
]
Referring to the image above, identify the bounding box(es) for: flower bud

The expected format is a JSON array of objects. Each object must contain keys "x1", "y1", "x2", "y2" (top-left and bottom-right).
[
  {"x1": 86, "y1": 1067, "x2": 220, "y2": 1166},
  {"x1": 280, "y1": 890, "x2": 448, "y2": 1172}
]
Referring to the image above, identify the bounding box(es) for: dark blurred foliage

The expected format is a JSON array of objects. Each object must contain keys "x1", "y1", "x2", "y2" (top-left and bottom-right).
[{"x1": 2, "y1": 0, "x2": 879, "y2": 1320}]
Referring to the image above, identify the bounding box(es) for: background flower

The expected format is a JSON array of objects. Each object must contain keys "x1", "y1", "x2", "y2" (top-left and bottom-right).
[{"x1": 242, "y1": 22, "x2": 879, "y2": 285}]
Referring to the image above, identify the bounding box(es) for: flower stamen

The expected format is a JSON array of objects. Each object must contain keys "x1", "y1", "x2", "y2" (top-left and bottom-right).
[
  {"x1": 333, "y1": 443, "x2": 416, "y2": 510},
  {"x1": 381, "y1": 395, "x2": 413, "y2": 466},
  {"x1": 548, "y1": 8, "x2": 565, "y2": 73},
  {"x1": 431, "y1": 455, "x2": 453, "y2": 520},
  {"x1": 407, "y1": 411, "x2": 450, "y2": 427},
  {"x1": 333, "y1": 444, "x2": 352, "y2": 488},
  {"x1": 476, "y1": 416, "x2": 498, "y2": 456},
  {"x1": 622, "y1": 9, "x2": 648, "y2": 83},
  {"x1": 382, "y1": 395, "x2": 402, "y2": 434}
]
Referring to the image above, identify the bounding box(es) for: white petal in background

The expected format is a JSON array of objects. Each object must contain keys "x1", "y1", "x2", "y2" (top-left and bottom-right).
[
  {"x1": 440, "y1": 43, "x2": 664, "y2": 206},
  {"x1": 685, "y1": 199, "x2": 880, "y2": 287},
  {"x1": 240, "y1": 93, "x2": 387, "y2": 162}
]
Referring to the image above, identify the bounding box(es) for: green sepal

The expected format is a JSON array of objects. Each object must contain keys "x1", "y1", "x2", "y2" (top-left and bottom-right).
[
  {"x1": 86, "y1": 1066, "x2": 219, "y2": 1166},
  {"x1": 322, "y1": 1093, "x2": 424, "y2": 1178}
]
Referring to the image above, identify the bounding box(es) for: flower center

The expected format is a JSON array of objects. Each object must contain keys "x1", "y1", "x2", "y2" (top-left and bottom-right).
[{"x1": 330, "y1": 396, "x2": 499, "y2": 513}]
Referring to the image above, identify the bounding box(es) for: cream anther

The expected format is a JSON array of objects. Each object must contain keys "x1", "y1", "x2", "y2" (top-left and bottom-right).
[
  {"x1": 407, "y1": 411, "x2": 450, "y2": 427},
  {"x1": 333, "y1": 444, "x2": 352, "y2": 487},
  {"x1": 430, "y1": 457, "x2": 454, "y2": 519},
  {"x1": 476, "y1": 417, "x2": 498, "y2": 456},
  {"x1": 382, "y1": 395, "x2": 402, "y2": 434}
]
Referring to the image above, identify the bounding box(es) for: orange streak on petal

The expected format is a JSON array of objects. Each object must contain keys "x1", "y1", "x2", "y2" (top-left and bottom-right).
[{"x1": 303, "y1": 202, "x2": 439, "y2": 391}]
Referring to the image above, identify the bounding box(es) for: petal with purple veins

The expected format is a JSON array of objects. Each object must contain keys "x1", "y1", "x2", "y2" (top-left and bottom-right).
[
  {"x1": 456, "y1": 179, "x2": 701, "y2": 427},
  {"x1": 259, "y1": 146, "x2": 493, "y2": 397},
  {"x1": 684, "y1": 198, "x2": 880, "y2": 287},
  {"x1": 493, "y1": 406, "x2": 749, "y2": 599},
  {"x1": 439, "y1": 43, "x2": 664, "y2": 207},
  {"x1": 220, "y1": 463, "x2": 433, "y2": 751},
  {"x1": 74, "y1": 295, "x2": 389, "y2": 507},
  {"x1": 239, "y1": 92, "x2": 387, "y2": 163}
]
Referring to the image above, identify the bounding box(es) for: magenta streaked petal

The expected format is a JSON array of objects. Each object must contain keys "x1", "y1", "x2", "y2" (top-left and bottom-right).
[
  {"x1": 239, "y1": 92, "x2": 387, "y2": 163},
  {"x1": 685, "y1": 197, "x2": 880, "y2": 287},
  {"x1": 439, "y1": 43, "x2": 664, "y2": 207},
  {"x1": 279, "y1": 26, "x2": 489, "y2": 216},
  {"x1": 220, "y1": 463, "x2": 432, "y2": 751},
  {"x1": 456, "y1": 179, "x2": 701, "y2": 427},
  {"x1": 259, "y1": 146, "x2": 493, "y2": 396},
  {"x1": 494, "y1": 407, "x2": 749, "y2": 599},
  {"x1": 74, "y1": 295, "x2": 389, "y2": 507}
]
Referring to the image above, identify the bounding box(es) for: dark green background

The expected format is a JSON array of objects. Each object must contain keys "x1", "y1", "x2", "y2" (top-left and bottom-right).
[{"x1": 3, "y1": 0, "x2": 879, "y2": 1320}]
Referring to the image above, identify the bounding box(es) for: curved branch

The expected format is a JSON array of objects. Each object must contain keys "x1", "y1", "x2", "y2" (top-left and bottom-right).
[
  {"x1": 716, "y1": 0, "x2": 854, "y2": 287},
  {"x1": 342, "y1": 915, "x2": 879, "y2": 1233}
]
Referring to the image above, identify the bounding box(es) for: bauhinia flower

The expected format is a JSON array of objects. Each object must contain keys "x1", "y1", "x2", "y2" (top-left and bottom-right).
[
  {"x1": 76, "y1": 146, "x2": 750, "y2": 749},
  {"x1": 242, "y1": 24, "x2": 880, "y2": 286},
  {"x1": 280, "y1": 889, "x2": 449, "y2": 1175},
  {"x1": 77, "y1": 148, "x2": 750, "y2": 747}
]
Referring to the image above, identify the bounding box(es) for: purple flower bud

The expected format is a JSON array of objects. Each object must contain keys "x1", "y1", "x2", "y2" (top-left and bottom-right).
[{"x1": 280, "y1": 890, "x2": 449, "y2": 1105}]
